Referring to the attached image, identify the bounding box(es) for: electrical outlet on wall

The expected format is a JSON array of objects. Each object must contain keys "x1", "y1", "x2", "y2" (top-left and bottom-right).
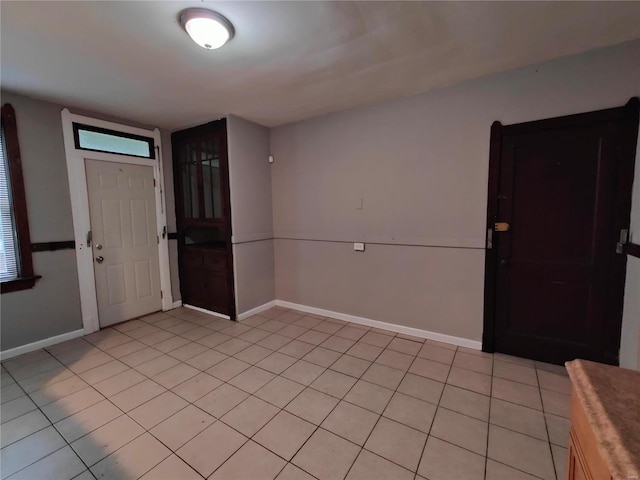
[{"x1": 354, "y1": 242, "x2": 365, "y2": 252}]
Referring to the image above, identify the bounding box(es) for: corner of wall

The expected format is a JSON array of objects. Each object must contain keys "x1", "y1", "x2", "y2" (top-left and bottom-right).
[{"x1": 226, "y1": 115, "x2": 276, "y2": 317}]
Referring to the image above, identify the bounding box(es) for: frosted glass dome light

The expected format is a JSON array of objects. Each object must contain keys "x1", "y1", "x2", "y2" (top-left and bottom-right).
[{"x1": 179, "y1": 8, "x2": 234, "y2": 50}]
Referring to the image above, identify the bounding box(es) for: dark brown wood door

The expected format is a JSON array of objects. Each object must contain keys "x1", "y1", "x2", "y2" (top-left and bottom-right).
[
  {"x1": 484, "y1": 99, "x2": 639, "y2": 365},
  {"x1": 172, "y1": 119, "x2": 236, "y2": 318}
]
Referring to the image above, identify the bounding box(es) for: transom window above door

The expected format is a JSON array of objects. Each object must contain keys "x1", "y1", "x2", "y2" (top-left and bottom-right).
[{"x1": 73, "y1": 123, "x2": 155, "y2": 159}]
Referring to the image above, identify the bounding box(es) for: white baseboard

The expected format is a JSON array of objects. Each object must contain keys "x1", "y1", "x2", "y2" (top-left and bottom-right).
[
  {"x1": 275, "y1": 300, "x2": 482, "y2": 350},
  {"x1": 237, "y1": 300, "x2": 277, "y2": 321},
  {"x1": 0, "y1": 329, "x2": 85, "y2": 361},
  {"x1": 183, "y1": 304, "x2": 231, "y2": 320},
  {"x1": 171, "y1": 300, "x2": 183, "y2": 309}
]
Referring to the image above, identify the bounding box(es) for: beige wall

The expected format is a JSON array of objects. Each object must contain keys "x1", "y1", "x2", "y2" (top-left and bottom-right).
[
  {"x1": 270, "y1": 39, "x2": 640, "y2": 345},
  {"x1": 227, "y1": 115, "x2": 275, "y2": 315}
]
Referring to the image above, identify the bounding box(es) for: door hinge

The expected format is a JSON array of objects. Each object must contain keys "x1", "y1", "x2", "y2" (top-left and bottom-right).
[
  {"x1": 616, "y1": 228, "x2": 629, "y2": 254},
  {"x1": 160, "y1": 290, "x2": 163, "y2": 299},
  {"x1": 86, "y1": 230, "x2": 92, "y2": 247},
  {"x1": 153, "y1": 179, "x2": 156, "y2": 187},
  {"x1": 487, "y1": 228, "x2": 493, "y2": 249},
  {"x1": 157, "y1": 236, "x2": 160, "y2": 244}
]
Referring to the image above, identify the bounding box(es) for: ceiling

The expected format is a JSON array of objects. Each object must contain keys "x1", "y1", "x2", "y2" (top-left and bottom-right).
[{"x1": 2, "y1": 1, "x2": 639, "y2": 129}]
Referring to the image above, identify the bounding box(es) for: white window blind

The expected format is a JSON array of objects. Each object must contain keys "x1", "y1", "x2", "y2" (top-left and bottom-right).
[{"x1": 0, "y1": 128, "x2": 18, "y2": 281}]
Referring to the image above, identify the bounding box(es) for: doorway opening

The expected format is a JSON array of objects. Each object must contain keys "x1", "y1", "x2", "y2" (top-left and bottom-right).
[{"x1": 62, "y1": 110, "x2": 172, "y2": 333}]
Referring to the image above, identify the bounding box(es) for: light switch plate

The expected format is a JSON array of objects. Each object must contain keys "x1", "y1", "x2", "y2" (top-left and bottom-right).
[{"x1": 354, "y1": 242, "x2": 365, "y2": 252}]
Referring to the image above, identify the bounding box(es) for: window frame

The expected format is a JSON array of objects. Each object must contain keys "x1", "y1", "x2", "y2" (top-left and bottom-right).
[
  {"x1": 1, "y1": 104, "x2": 40, "y2": 293},
  {"x1": 72, "y1": 123, "x2": 156, "y2": 159}
]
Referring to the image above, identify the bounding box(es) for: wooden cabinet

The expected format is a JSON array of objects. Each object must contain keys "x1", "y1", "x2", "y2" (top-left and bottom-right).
[
  {"x1": 172, "y1": 119, "x2": 235, "y2": 317},
  {"x1": 566, "y1": 387, "x2": 612, "y2": 480},
  {"x1": 566, "y1": 359, "x2": 640, "y2": 480},
  {"x1": 567, "y1": 438, "x2": 588, "y2": 480}
]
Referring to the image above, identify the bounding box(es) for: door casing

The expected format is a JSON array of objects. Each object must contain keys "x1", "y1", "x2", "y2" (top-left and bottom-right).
[
  {"x1": 62, "y1": 109, "x2": 172, "y2": 334},
  {"x1": 482, "y1": 98, "x2": 640, "y2": 364}
]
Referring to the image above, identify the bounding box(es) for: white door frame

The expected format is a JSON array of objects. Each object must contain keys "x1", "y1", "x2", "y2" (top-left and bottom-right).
[{"x1": 61, "y1": 109, "x2": 172, "y2": 334}]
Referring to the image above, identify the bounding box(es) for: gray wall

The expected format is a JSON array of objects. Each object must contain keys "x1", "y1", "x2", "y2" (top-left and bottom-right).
[
  {"x1": 227, "y1": 115, "x2": 275, "y2": 315},
  {"x1": 620, "y1": 126, "x2": 640, "y2": 370},
  {"x1": 0, "y1": 91, "x2": 82, "y2": 350},
  {"x1": 270, "y1": 40, "x2": 640, "y2": 345},
  {"x1": 621, "y1": 257, "x2": 640, "y2": 369}
]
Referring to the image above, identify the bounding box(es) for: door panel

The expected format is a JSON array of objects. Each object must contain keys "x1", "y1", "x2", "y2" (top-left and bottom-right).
[
  {"x1": 134, "y1": 260, "x2": 153, "y2": 298},
  {"x1": 86, "y1": 159, "x2": 162, "y2": 327},
  {"x1": 106, "y1": 264, "x2": 126, "y2": 305},
  {"x1": 172, "y1": 119, "x2": 235, "y2": 317},
  {"x1": 131, "y1": 199, "x2": 150, "y2": 246},
  {"x1": 486, "y1": 100, "x2": 639, "y2": 365}
]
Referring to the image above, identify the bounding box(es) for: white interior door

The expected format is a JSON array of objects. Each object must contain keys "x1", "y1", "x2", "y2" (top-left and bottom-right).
[{"x1": 85, "y1": 159, "x2": 162, "y2": 327}]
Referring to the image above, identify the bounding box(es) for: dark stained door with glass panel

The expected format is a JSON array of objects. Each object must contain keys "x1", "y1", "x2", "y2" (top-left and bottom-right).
[{"x1": 172, "y1": 119, "x2": 235, "y2": 317}]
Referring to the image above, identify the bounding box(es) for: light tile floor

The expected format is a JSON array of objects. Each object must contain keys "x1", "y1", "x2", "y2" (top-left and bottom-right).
[{"x1": 0, "y1": 306, "x2": 571, "y2": 480}]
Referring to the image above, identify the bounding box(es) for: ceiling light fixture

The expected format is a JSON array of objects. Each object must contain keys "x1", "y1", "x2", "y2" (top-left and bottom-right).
[{"x1": 179, "y1": 8, "x2": 234, "y2": 50}]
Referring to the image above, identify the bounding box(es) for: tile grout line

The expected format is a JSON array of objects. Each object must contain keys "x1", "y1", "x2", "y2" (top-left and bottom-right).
[
  {"x1": 3, "y1": 310, "x2": 375, "y2": 480},
  {"x1": 342, "y1": 337, "x2": 434, "y2": 478},
  {"x1": 333, "y1": 337, "x2": 400, "y2": 479},
  {"x1": 484, "y1": 351, "x2": 495, "y2": 480},
  {"x1": 7, "y1": 318, "x2": 230, "y2": 477},
  {"x1": 408, "y1": 344, "x2": 457, "y2": 480},
  {"x1": 9, "y1": 325, "x2": 570, "y2": 465},
  {"x1": 61, "y1": 338, "x2": 214, "y2": 479},
  {"x1": 121, "y1": 309, "x2": 367, "y2": 479},
  {"x1": 0, "y1": 365, "x2": 99, "y2": 480},
  {"x1": 42, "y1": 357, "x2": 175, "y2": 480},
  {"x1": 198, "y1": 308, "x2": 361, "y2": 480},
  {"x1": 537, "y1": 366, "x2": 559, "y2": 480},
  {"x1": 280, "y1": 331, "x2": 392, "y2": 479},
  {"x1": 95, "y1": 342, "x2": 560, "y2": 479},
  {"x1": 16, "y1": 310, "x2": 563, "y2": 406},
  {"x1": 2, "y1": 308, "x2": 570, "y2": 480},
  {"x1": 7, "y1": 341, "x2": 564, "y2": 438}
]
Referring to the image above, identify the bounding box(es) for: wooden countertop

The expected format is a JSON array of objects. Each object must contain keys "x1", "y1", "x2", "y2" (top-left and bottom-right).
[{"x1": 565, "y1": 359, "x2": 640, "y2": 480}]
